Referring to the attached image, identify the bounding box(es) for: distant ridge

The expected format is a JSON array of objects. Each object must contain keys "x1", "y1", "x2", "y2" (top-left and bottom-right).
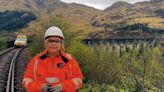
[
  {"x1": 151, "y1": 0, "x2": 163, "y2": 3},
  {"x1": 105, "y1": 1, "x2": 133, "y2": 11}
]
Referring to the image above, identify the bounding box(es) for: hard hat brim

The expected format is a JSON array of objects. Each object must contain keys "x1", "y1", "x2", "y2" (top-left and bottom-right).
[{"x1": 45, "y1": 36, "x2": 64, "y2": 40}]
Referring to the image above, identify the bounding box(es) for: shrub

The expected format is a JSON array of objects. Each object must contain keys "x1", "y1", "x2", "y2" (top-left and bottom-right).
[{"x1": 0, "y1": 38, "x2": 7, "y2": 50}]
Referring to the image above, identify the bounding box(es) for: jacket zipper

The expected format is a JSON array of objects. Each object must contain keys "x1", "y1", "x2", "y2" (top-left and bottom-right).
[
  {"x1": 52, "y1": 58, "x2": 54, "y2": 71},
  {"x1": 65, "y1": 72, "x2": 67, "y2": 80}
]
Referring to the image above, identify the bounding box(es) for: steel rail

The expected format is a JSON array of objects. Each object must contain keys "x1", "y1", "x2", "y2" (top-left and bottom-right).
[
  {"x1": 6, "y1": 48, "x2": 22, "y2": 92},
  {"x1": 0, "y1": 47, "x2": 15, "y2": 56}
]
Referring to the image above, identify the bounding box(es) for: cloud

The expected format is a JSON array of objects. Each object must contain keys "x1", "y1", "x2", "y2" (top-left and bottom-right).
[
  {"x1": 82, "y1": 3, "x2": 108, "y2": 10},
  {"x1": 60, "y1": 0, "x2": 150, "y2": 10}
]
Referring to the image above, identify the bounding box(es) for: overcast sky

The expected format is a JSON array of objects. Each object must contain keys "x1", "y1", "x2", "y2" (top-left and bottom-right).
[{"x1": 60, "y1": 0, "x2": 150, "y2": 10}]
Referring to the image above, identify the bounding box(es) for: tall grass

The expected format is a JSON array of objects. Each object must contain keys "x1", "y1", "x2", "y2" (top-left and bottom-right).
[{"x1": 67, "y1": 41, "x2": 164, "y2": 92}]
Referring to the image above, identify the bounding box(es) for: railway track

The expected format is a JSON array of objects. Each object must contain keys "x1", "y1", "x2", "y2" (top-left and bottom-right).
[{"x1": 0, "y1": 47, "x2": 25, "y2": 92}]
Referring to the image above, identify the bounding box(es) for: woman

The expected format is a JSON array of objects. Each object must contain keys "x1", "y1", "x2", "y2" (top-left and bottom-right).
[{"x1": 22, "y1": 26, "x2": 83, "y2": 92}]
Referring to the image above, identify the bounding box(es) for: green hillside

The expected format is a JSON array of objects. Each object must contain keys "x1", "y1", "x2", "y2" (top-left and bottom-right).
[{"x1": 0, "y1": 10, "x2": 36, "y2": 31}]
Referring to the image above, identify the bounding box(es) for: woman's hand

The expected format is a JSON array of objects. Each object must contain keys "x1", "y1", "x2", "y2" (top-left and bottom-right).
[
  {"x1": 41, "y1": 84, "x2": 52, "y2": 92},
  {"x1": 49, "y1": 83, "x2": 62, "y2": 92}
]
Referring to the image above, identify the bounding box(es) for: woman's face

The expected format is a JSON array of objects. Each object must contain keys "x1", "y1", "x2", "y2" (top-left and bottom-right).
[{"x1": 45, "y1": 36, "x2": 63, "y2": 54}]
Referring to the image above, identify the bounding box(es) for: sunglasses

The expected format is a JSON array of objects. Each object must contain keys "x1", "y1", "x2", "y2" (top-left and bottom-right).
[{"x1": 47, "y1": 40, "x2": 62, "y2": 44}]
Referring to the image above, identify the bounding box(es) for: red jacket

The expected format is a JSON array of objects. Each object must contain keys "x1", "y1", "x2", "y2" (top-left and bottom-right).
[{"x1": 22, "y1": 50, "x2": 83, "y2": 92}]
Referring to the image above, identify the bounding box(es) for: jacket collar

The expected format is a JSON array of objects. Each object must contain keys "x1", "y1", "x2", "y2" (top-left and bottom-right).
[{"x1": 39, "y1": 49, "x2": 69, "y2": 63}]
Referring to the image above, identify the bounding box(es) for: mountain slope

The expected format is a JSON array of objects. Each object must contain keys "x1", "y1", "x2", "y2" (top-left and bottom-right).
[
  {"x1": 0, "y1": 0, "x2": 70, "y2": 15},
  {"x1": 0, "y1": 0, "x2": 163, "y2": 39},
  {"x1": 91, "y1": 0, "x2": 164, "y2": 29},
  {"x1": 89, "y1": 0, "x2": 164, "y2": 39},
  {"x1": 105, "y1": 1, "x2": 133, "y2": 11},
  {"x1": 0, "y1": 0, "x2": 101, "y2": 37}
]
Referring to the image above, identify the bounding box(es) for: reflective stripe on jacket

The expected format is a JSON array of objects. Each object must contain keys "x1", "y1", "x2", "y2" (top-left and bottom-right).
[{"x1": 22, "y1": 50, "x2": 83, "y2": 92}]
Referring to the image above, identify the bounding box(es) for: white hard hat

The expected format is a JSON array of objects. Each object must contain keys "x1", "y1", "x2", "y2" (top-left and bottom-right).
[{"x1": 44, "y1": 26, "x2": 64, "y2": 39}]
